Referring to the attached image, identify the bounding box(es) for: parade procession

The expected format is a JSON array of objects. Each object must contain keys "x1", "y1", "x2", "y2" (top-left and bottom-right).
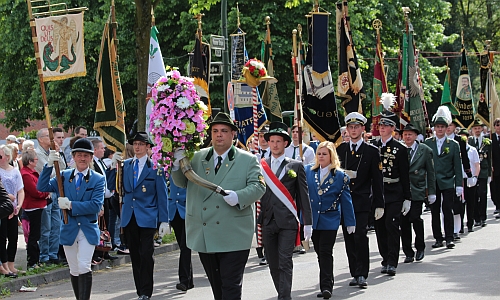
[{"x1": 1, "y1": 0, "x2": 500, "y2": 299}]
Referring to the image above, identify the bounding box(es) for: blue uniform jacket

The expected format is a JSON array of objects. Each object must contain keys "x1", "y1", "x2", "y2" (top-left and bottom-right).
[
  {"x1": 305, "y1": 165, "x2": 356, "y2": 230},
  {"x1": 168, "y1": 180, "x2": 186, "y2": 221},
  {"x1": 121, "y1": 157, "x2": 168, "y2": 229},
  {"x1": 37, "y1": 166, "x2": 105, "y2": 246}
]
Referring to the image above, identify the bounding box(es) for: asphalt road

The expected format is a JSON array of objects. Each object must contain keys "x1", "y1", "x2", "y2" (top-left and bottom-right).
[{"x1": 7, "y1": 204, "x2": 500, "y2": 299}]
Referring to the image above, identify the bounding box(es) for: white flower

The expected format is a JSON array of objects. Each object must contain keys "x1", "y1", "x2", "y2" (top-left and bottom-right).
[
  {"x1": 176, "y1": 97, "x2": 190, "y2": 109},
  {"x1": 157, "y1": 84, "x2": 169, "y2": 92},
  {"x1": 153, "y1": 119, "x2": 163, "y2": 127}
]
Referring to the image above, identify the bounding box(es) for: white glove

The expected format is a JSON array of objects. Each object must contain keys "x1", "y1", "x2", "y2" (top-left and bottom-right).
[
  {"x1": 158, "y1": 222, "x2": 170, "y2": 238},
  {"x1": 111, "y1": 152, "x2": 122, "y2": 169},
  {"x1": 428, "y1": 195, "x2": 437, "y2": 204},
  {"x1": 467, "y1": 177, "x2": 477, "y2": 188},
  {"x1": 47, "y1": 150, "x2": 60, "y2": 167},
  {"x1": 401, "y1": 200, "x2": 411, "y2": 216},
  {"x1": 346, "y1": 226, "x2": 356, "y2": 234},
  {"x1": 223, "y1": 190, "x2": 239, "y2": 206},
  {"x1": 456, "y1": 186, "x2": 463, "y2": 197},
  {"x1": 303, "y1": 225, "x2": 313, "y2": 241},
  {"x1": 374, "y1": 208, "x2": 384, "y2": 220},
  {"x1": 58, "y1": 197, "x2": 71, "y2": 210},
  {"x1": 172, "y1": 149, "x2": 186, "y2": 170},
  {"x1": 488, "y1": 177, "x2": 492, "y2": 184}
]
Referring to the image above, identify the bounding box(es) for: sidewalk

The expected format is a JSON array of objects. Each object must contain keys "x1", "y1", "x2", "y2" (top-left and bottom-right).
[{"x1": 0, "y1": 233, "x2": 179, "y2": 293}]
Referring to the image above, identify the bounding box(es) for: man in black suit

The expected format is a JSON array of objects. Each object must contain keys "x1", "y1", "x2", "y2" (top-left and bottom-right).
[
  {"x1": 373, "y1": 105, "x2": 411, "y2": 276},
  {"x1": 491, "y1": 118, "x2": 500, "y2": 218},
  {"x1": 259, "y1": 122, "x2": 312, "y2": 300},
  {"x1": 337, "y1": 112, "x2": 384, "y2": 288}
]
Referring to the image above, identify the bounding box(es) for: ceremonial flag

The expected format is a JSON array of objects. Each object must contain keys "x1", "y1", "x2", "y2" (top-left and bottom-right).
[
  {"x1": 371, "y1": 28, "x2": 387, "y2": 136},
  {"x1": 336, "y1": 2, "x2": 365, "y2": 114},
  {"x1": 146, "y1": 25, "x2": 168, "y2": 136},
  {"x1": 302, "y1": 13, "x2": 341, "y2": 143},
  {"x1": 401, "y1": 20, "x2": 426, "y2": 134},
  {"x1": 440, "y1": 67, "x2": 459, "y2": 115},
  {"x1": 35, "y1": 12, "x2": 86, "y2": 81},
  {"x1": 477, "y1": 49, "x2": 492, "y2": 126},
  {"x1": 454, "y1": 46, "x2": 474, "y2": 129},
  {"x1": 260, "y1": 23, "x2": 282, "y2": 122},
  {"x1": 190, "y1": 31, "x2": 211, "y2": 114},
  {"x1": 395, "y1": 50, "x2": 406, "y2": 126},
  {"x1": 487, "y1": 69, "x2": 500, "y2": 123},
  {"x1": 94, "y1": 16, "x2": 126, "y2": 153}
]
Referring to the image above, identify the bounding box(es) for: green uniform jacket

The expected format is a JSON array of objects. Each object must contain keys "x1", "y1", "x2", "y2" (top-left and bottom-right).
[
  {"x1": 408, "y1": 142, "x2": 436, "y2": 201},
  {"x1": 424, "y1": 137, "x2": 462, "y2": 190},
  {"x1": 468, "y1": 137, "x2": 492, "y2": 178},
  {"x1": 172, "y1": 146, "x2": 266, "y2": 253}
]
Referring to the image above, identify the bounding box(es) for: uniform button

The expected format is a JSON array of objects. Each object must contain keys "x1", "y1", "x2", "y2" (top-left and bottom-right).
[
  {"x1": 176, "y1": 200, "x2": 179, "y2": 203},
  {"x1": 203, "y1": 207, "x2": 207, "y2": 210},
  {"x1": 133, "y1": 198, "x2": 135, "y2": 201},
  {"x1": 319, "y1": 202, "x2": 321, "y2": 205},
  {"x1": 318, "y1": 211, "x2": 320, "y2": 213},
  {"x1": 216, "y1": 221, "x2": 219, "y2": 224},
  {"x1": 216, "y1": 206, "x2": 219, "y2": 209},
  {"x1": 177, "y1": 193, "x2": 180, "y2": 195},
  {"x1": 203, "y1": 223, "x2": 206, "y2": 226},
  {"x1": 131, "y1": 206, "x2": 133, "y2": 208},
  {"x1": 77, "y1": 223, "x2": 81, "y2": 226}
]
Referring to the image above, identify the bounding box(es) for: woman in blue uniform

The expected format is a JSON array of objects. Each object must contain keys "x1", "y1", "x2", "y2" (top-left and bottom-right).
[
  {"x1": 37, "y1": 138, "x2": 105, "y2": 300},
  {"x1": 305, "y1": 141, "x2": 356, "y2": 299}
]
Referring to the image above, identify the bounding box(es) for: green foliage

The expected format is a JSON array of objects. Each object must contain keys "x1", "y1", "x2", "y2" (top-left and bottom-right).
[
  {"x1": 0, "y1": 287, "x2": 10, "y2": 296},
  {"x1": 162, "y1": 231, "x2": 177, "y2": 244}
]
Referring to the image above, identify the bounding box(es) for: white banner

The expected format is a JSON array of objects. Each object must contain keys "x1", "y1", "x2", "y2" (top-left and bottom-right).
[{"x1": 35, "y1": 13, "x2": 86, "y2": 81}]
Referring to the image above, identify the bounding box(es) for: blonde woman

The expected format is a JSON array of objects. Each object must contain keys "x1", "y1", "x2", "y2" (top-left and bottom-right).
[
  {"x1": 304, "y1": 141, "x2": 355, "y2": 299},
  {"x1": 0, "y1": 144, "x2": 25, "y2": 277}
]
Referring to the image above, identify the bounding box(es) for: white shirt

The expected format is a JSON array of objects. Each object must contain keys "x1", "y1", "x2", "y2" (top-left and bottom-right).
[
  {"x1": 472, "y1": 135, "x2": 483, "y2": 147},
  {"x1": 349, "y1": 139, "x2": 363, "y2": 152},
  {"x1": 133, "y1": 155, "x2": 148, "y2": 179},
  {"x1": 381, "y1": 136, "x2": 393, "y2": 147},
  {"x1": 319, "y1": 165, "x2": 331, "y2": 184},
  {"x1": 271, "y1": 154, "x2": 286, "y2": 178},
  {"x1": 463, "y1": 145, "x2": 480, "y2": 178},
  {"x1": 436, "y1": 136, "x2": 446, "y2": 154},
  {"x1": 73, "y1": 167, "x2": 89, "y2": 187},
  {"x1": 213, "y1": 147, "x2": 231, "y2": 169},
  {"x1": 93, "y1": 156, "x2": 112, "y2": 198},
  {"x1": 257, "y1": 147, "x2": 271, "y2": 159},
  {"x1": 285, "y1": 142, "x2": 315, "y2": 165}
]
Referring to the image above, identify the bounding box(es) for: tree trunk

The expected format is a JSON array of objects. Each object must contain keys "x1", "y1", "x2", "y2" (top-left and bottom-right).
[{"x1": 134, "y1": 0, "x2": 152, "y2": 132}]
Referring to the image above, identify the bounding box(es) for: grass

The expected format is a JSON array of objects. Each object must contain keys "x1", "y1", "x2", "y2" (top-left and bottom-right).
[{"x1": 162, "y1": 231, "x2": 177, "y2": 244}]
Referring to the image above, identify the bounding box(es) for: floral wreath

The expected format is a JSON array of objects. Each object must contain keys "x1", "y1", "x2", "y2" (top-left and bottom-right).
[
  {"x1": 149, "y1": 66, "x2": 209, "y2": 177},
  {"x1": 244, "y1": 58, "x2": 267, "y2": 78}
]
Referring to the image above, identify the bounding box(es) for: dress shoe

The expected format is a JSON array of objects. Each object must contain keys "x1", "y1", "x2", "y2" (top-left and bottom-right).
[
  {"x1": 496, "y1": 214, "x2": 500, "y2": 219},
  {"x1": 446, "y1": 241, "x2": 455, "y2": 249},
  {"x1": 474, "y1": 221, "x2": 481, "y2": 227},
  {"x1": 103, "y1": 253, "x2": 118, "y2": 260},
  {"x1": 415, "y1": 250, "x2": 425, "y2": 261},
  {"x1": 468, "y1": 227, "x2": 474, "y2": 232},
  {"x1": 317, "y1": 292, "x2": 324, "y2": 298},
  {"x1": 138, "y1": 296, "x2": 150, "y2": 300},
  {"x1": 357, "y1": 276, "x2": 367, "y2": 288},
  {"x1": 349, "y1": 277, "x2": 358, "y2": 286},
  {"x1": 431, "y1": 240, "x2": 444, "y2": 248},
  {"x1": 259, "y1": 258, "x2": 267, "y2": 265},
  {"x1": 404, "y1": 256, "x2": 414, "y2": 263},
  {"x1": 380, "y1": 265, "x2": 388, "y2": 274},
  {"x1": 386, "y1": 265, "x2": 396, "y2": 276},
  {"x1": 453, "y1": 233, "x2": 461, "y2": 241},
  {"x1": 176, "y1": 283, "x2": 188, "y2": 291},
  {"x1": 481, "y1": 220, "x2": 487, "y2": 227},
  {"x1": 322, "y1": 290, "x2": 332, "y2": 299}
]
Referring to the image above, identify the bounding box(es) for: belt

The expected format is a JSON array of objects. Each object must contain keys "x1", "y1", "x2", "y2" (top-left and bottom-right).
[{"x1": 383, "y1": 177, "x2": 400, "y2": 183}]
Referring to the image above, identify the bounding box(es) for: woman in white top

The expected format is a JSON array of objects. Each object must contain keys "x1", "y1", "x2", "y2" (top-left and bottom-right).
[{"x1": 0, "y1": 144, "x2": 25, "y2": 277}]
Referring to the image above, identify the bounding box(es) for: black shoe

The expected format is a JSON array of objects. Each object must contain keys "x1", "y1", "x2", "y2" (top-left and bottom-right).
[
  {"x1": 404, "y1": 256, "x2": 414, "y2": 263},
  {"x1": 468, "y1": 227, "x2": 474, "y2": 232},
  {"x1": 453, "y1": 233, "x2": 461, "y2": 241},
  {"x1": 176, "y1": 283, "x2": 188, "y2": 291},
  {"x1": 103, "y1": 253, "x2": 118, "y2": 260},
  {"x1": 349, "y1": 277, "x2": 358, "y2": 286},
  {"x1": 48, "y1": 258, "x2": 61, "y2": 265},
  {"x1": 415, "y1": 250, "x2": 425, "y2": 261},
  {"x1": 317, "y1": 292, "x2": 324, "y2": 298},
  {"x1": 474, "y1": 221, "x2": 481, "y2": 227},
  {"x1": 259, "y1": 258, "x2": 267, "y2": 265},
  {"x1": 432, "y1": 240, "x2": 444, "y2": 248},
  {"x1": 494, "y1": 209, "x2": 500, "y2": 214},
  {"x1": 322, "y1": 290, "x2": 332, "y2": 299},
  {"x1": 386, "y1": 265, "x2": 396, "y2": 276},
  {"x1": 3, "y1": 272, "x2": 17, "y2": 278},
  {"x1": 380, "y1": 265, "x2": 388, "y2": 274},
  {"x1": 459, "y1": 228, "x2": 464, "y2": 234},
  {"x1": 446, "y1": 241, "x2": 455, "y2": 249},
  {"x1": 496, "y1": 214, "x2": 500, "y2": 219},
  {"x1": 357, "y1": 276, "x2": 367, "y2": 288},
  {"x1": 481, "y1": 220, "x2": 487, "y2": 227},
  {"x1": 138, "y1": 296, "x2": 150, "y2": 300}
]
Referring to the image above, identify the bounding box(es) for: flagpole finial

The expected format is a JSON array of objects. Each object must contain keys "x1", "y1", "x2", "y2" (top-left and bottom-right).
[
  {"x1": 372, "y1": 19, "x2": 382, "y2": 35},
  {"x1": 485, "y1": 40, "x2": 491, "y2": 50},
  {"x1": 402, "y1": 7, "x2": 411, "y2": 16},
  {"x1": 292, "y1": 29, "x2": 297, "y2": 57},
  {"x1": 151, "y1": 6, "x2": 155, "y2": 26},
  {"x1": 297, "y1": 24, "x2": 302, "y2": 38},
  {"x1": 461, "y1": 30, "x2": 464, "y2": 45},
  {"x1": 237, "y1": 2, "x2": 241, "y2": 28},
  {"x1": 265, "y1": 16, "x2": 270, "y2": 25}
]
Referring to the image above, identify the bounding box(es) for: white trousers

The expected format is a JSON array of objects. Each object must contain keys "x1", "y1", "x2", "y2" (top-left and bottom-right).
[{"x1": 64, "y1": 229, "x2": 95, "y2": 276}]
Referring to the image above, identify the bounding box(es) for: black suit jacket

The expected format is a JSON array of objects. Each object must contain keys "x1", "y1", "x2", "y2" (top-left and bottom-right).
[
  {"x1": 492, "y1": 134, "x2": 500, "y2": 177},
  {"x1": 453, "y1": 134, "x2": 472, "y2": 176},
  {"x1": 259, "y1": 157, "x2": 312, "y2": 229},
  {"x1": 374, "y1": 138, "x2": 411, "y2": 202},
  {"x1": 337, "y1": 142, "x2": 384, "y2": 212}
]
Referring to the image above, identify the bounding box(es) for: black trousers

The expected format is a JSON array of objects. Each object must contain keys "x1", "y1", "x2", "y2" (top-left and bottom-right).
[
  {"x1": 490, "y1": 175, "x2": 500, "y2": 210},
  {"x1": 124, "y1": 213, "x2": 156, "y2": 297},
  {"x1": 198, "y1": 249, "x2": 249, "y2": 300},
  {"x1": 464, "y1": 184, "x2": 477, "y2": 229},
  {"x1": 25, "y1": 209, "x2": 43, "y2": 266},
  {"x1": 170, "y1": 211, "x2": 193, "y2": 287},
  {"x1": 431, "y1": 186, "x2": 454, "y2": 243},
  {"x1": 474, "y1": 178, "x2": 488, "y2": 222},
  {"x1": 0, "y1": 215, "x2": 18, "y2": 263},
  {"x1": 311, "y1": 229, "x2": 338, "y2": 293},
  {"x1": 263, "y1": 219, "x2": 296, "y2": 300},
  {"x1": 400, "y1": 201, "x2": 424, "y2": 258},
  {"x1": 375, "y1": 201, "x2": 402, "y2": 268},
  {"x1": 342, "y1": 211, "x2": 370, "y2": 279}
]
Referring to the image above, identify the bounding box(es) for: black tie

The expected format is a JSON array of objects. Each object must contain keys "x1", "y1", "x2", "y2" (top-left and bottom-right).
[
  {"x1": 292, "y1": 146, "x2": 299, "y2": 159},
  {"x1": 215, "y1": 156, "x2": 222, "y2": 174},
  {"x1": 351, "y1": 143, "x2": 357, "y2": 154},
  {"x1": 261, "y1": 149, "x2": 267, "y2": 159},
  {"x1": 476, "y1": 138, "x2": 479, "y2": 147},
  {"x1": 408, "y1": 148, "x2": 413, "y2": 161}
]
